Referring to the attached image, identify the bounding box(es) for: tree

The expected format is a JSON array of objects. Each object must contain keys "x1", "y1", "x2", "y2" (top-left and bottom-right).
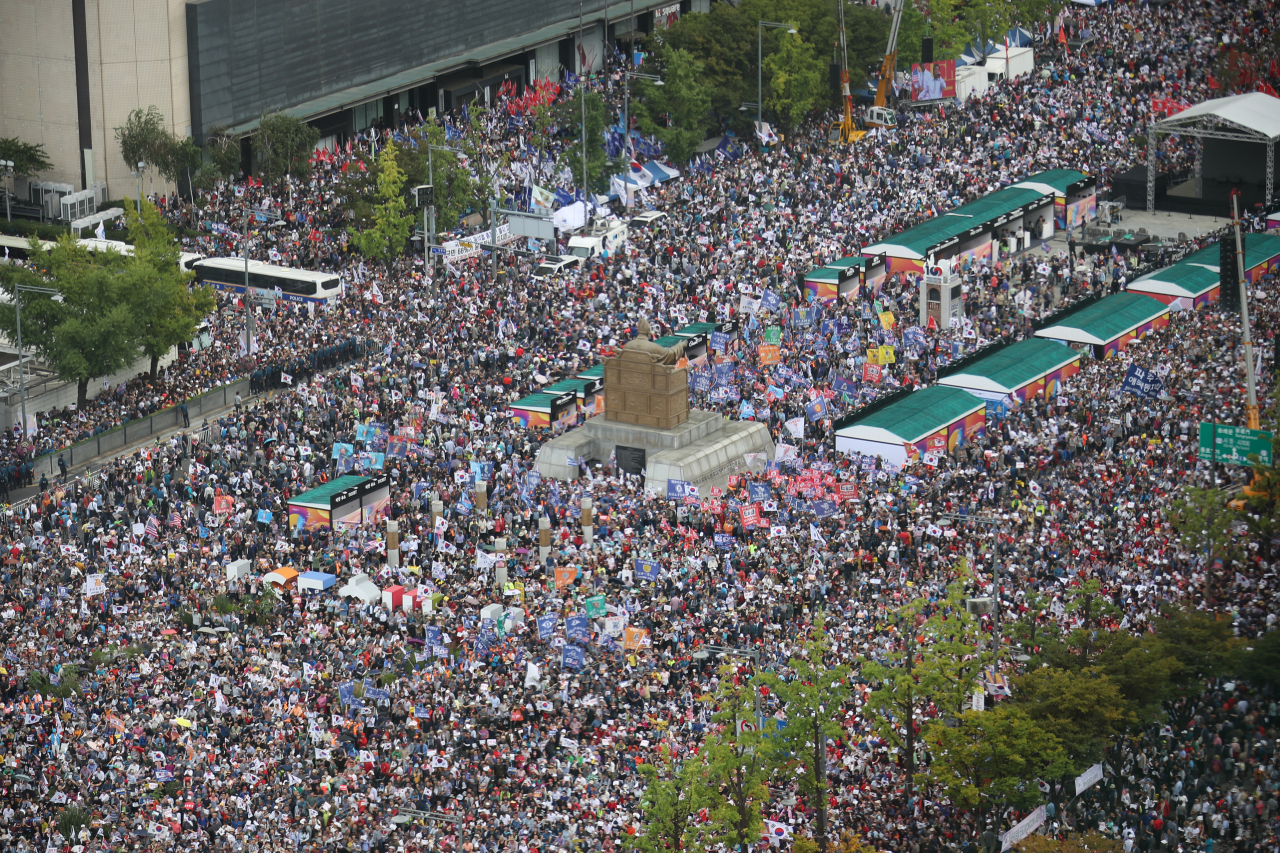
[
  {"x1": 201, "y1": 125, "x2": 243, "y2": 187},
  {"x1": 0, "y1": 237, "x2": 146, "y2": 408},
  {"x1": 125, "y1": 199, "x2": 215, "y2": 377},
  {"x1": 628, "y1": 758, "x2": 711, "y2": 853},
  {"x1": 253, "y1": 113, "x2": 320, "y2": 186},
  {"x1": 1242, "y1": 629, "x2": 1280, "y2": 690},
  {"x1": 114, "y1": 106, "x2": 170, "y2": 176},
  {"x1": 633, "y1": 47, "x2": 713, "y2": 164},
  {"x1": 1152, "y1": 604, "x2": 1241, "y2": 688},
  {"x1": 410, "y1": 123, "x2": 483, "y2": 231},
  {"x1": 550, "y1": 89, "x2": 612, "y2": 194},
  {"x1": 701, "y1": 664, "x2": 772, "y2": 853},
  {"x1": 1170, "y1": 485, "x2": 1247, "y2": 572},
  {"x1": 0, "y1": 137, "x2": 54, "y2": 177},
  {"x1": 919, "y1": 706, "x2": 1069, "y2": 811},
  {"x1": 764, "y1": 29, "x2": 826, "y2": 134},
  {"x1": 1037, "y1": 629, "x2": 1179, "y2": 725},
  {"x1": 155, "y1": 135, "x2": 203, "y2": 192},
  {"x1": 1011, "y1": 667, "x2": 1129, "y2": 772},
  {"x1": 654, "y1": 3, "x2": 753, "y2": 131},
  {"x1": 761, "y1": 618, "x2": 850, "y2": 852},
  {"x1": 347, "y1": 144, "x2": 413, "y2": 263}
]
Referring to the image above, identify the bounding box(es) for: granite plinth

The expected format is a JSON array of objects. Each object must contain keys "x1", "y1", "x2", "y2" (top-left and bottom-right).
[{"x1": 535, "y1": 410, "x2": 776, "y2": 495}]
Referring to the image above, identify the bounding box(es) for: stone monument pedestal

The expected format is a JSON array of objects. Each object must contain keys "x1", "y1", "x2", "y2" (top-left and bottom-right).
[{"x1": 535, "y1": 409, "x2": 775, "y2": 495}]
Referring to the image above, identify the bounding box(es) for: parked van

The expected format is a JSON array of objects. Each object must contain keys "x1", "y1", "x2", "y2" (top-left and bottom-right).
[{"x1": 567, "y1": 221, "x2": 628, "y2": 259}]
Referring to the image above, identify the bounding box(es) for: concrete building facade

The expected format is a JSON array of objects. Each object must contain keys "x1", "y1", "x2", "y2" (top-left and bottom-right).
[{"x1": 1, "y1": 0, "x2": 702, "y2": 202}]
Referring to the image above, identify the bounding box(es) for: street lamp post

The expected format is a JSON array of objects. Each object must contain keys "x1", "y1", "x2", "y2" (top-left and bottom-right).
[
  {"x1": 936, "y1": 511, "x2": 1006, "y2": 642},
  {"x1": 13, "y1": 284, "x2": 59, "y2": 444},
  {"x1": 130, "y1": 161, "x2": 146, "y2": 211},
  {"x1": 757, "y1": 21, "x2": 798, "y2": 126},
  {"x1": 621, "y1": 71, "x2": 664, "y2": 163},
  {"x1": 0, "y1": 160, "x2": 13, "y2": 222}
]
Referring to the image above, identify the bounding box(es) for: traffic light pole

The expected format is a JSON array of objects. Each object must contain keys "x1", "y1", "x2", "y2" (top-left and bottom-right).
[{"x1": 1231, "y1": 191, "x2": 1260, "y2": 430}]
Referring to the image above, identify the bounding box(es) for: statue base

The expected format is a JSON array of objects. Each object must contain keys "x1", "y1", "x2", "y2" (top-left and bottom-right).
[{"x1": 535, "y1": 409, "x2": 776, "y2": 495}]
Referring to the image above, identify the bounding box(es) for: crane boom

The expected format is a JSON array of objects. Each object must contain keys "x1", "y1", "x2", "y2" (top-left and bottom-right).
[{"x1": 866, "y1": 0, "x2": 906, "y2": 128}]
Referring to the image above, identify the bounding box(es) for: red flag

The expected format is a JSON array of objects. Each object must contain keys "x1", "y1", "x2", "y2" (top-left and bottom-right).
[
  {"x1": 1257, "y1": 81, "x2": 1279, "y2": 98},
  {"x1": 1058, "y1": 25, "x2": 1068, "y2": 54}
]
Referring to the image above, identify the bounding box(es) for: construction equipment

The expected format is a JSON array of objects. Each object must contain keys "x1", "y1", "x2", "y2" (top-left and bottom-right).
[
  {"x1": 833, "y1": 0, "x2": 858, "y2": 143},
  {"x1": 1230, "y1": 190, "x2": 1261, "y2": 430},
  {"x1": 866, "y1": 0, "x2": 907, "y2": 129}
]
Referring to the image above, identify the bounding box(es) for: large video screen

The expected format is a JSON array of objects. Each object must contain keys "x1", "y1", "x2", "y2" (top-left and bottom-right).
[{"x1": 911, "y1": 60, "x2": 957, "y2": 101}]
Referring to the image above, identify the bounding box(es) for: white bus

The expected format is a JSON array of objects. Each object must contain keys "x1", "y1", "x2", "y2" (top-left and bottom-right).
[
  {"x1": 0, "y1": 234, "x2": 202, "y2": 270},
  {"x1": 76, "y1": 238, "x2": 204, "y2": 270},
  {"x1": 192, "y1": 257, "x2": 342, "y2": 305}
]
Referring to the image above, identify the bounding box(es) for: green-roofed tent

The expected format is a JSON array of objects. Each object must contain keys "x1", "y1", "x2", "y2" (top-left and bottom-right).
[
  {"x1": 1034, "y1": 293, "x2": 1170, "y2": 358},
  {"x1": 938, "y1": 339, "x2": 1081, "y2": 400},
  {"x1": 835, "y1": 386, "x2": 987, "y2": 467},
  {"x1": 289, "y1": 474, "x2": 391, "y2": 531},
  {"x1": 1124, "y1": 233, "x2": 1280, "y2": 311},
  {"x1": 862, "y1": 185, "x2": 1057, "y2": 260},
  {"x1": 578, "y1": 364, "x2": 604, "y2": 380},
  {"x1": 544, "y1": 376, "x2": 605, "y2": 416}
]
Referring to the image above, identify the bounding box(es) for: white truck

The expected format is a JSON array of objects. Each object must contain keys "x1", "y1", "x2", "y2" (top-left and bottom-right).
[{"x1": 567, "y1": 221, "x2": 628, "y2": 260}]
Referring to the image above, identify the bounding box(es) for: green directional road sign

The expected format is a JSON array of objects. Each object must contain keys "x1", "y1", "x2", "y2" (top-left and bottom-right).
[{"x1": 1198, "y1": 422, "x2": 1273, "y2": 466}]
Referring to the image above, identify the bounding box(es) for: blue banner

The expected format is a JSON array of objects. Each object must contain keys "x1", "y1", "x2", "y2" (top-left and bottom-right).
[
  {"x1": 710, "y1": 330, "x2": 730, "y2": 351},
  {"x1": 536, "y1": 614, "x2": 558, "y2": 640},
  {"x1": 748, "y1": 482, "x2": 772, "y2": 503},
  {"x1": 714, "y1": 533, "x2": 737, "y2": 550},
  {"x1": 1121, "y1": 364, "x2": 1164, "y2": 399},
  {"x1": 566, "y1": 614, "x2": 590, "y2": 641},
  {"x1": 634, "y1": 559, "x2": 661, "y2": 581},
  {"x1": 667, "y1": 479, "x2": 694, "y2": 499},
  {"x1": 562, "y1": 645, "x2": 585, "y2": 669}
]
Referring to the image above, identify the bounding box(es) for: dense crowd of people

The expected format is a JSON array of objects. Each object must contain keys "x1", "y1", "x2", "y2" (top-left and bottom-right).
[{"x1": 2, "y1": 0, "x2": 1280, "y2": 852}]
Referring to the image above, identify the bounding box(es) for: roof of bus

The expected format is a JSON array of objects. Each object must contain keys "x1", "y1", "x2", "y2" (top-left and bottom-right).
[{"x1": 197, "y1": 257, "x2": 339, "y2": 281}]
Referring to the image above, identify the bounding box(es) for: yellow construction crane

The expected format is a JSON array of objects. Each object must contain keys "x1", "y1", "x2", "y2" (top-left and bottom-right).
[
  {"x1": 834, "y1": 0, "x2": 858, "y2": 143},
  {"x1": 866, "y1": 0, "x2": 906, "y2": 129}
]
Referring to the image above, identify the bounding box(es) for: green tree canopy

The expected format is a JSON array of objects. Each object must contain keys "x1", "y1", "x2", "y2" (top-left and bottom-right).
[
  {"x1": 700, "y1": 664, "x2": 772, "y2": 853},
  {"x1": 627, "y1": 758, "x2": 711, "y2": 853},
  {"x1": 347, "y1": 145, "x2": 413, "y2": 262},
  {"x1": 199, "y1": 125, "x2": 243, "y2": 188},
  {"x1": 124, "y1": 199, "x2": 215, "y2": 376},
  {"x1": 764, "y1": 29, "x2": 826, "y2": 134},
  {"x1": 253, "y1": 113, "x2": 320, "y2": 186},
  {"x1": 761, "y1": 617, "x2": 850, "y2": 851},
  {"x1": 919, "y1": 706, "x2": 1069, "y2": 810},
  {"x1": 1011, "y1": 666, "x2": 1129, "y2": 772},
  {"x1": 550, "y1": 89, "x2": 612, "y2": 194},
  {"x1": 114, "y1": 106, "x2": 170, "y2": 176},
  {"x1": 632, "y1": 46, "x2": 713, "y2": 164},
  {"x1": 0, "y1": 137, "x2": 54, "y2": 177},
  {"x1": 0, "y1": 237, "x2": 148, "y2": 408}
]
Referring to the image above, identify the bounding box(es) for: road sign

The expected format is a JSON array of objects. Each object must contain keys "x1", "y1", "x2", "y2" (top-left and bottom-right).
[
  {"x1": 1198, "y1": 422, "x2": 1273, "y2": 466},
  {"x1": 430, "y1": 247, "x2": 446, "y2": 256}
]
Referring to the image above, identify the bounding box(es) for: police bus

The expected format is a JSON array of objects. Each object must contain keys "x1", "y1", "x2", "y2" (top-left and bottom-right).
[{"x1": 191, "y1": 257, "x2": 342, "y2": 305}]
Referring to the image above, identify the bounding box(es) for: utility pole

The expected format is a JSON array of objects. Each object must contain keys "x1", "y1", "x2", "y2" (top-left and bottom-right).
[
  {"x1": 1231, "y1": 190, "x2": 1261, "y2": 429},
  {"x1": 937, "y1": 512, "x2": 1004, "y2": 643},
  {"x1": 14, "y1": 284, "x2": 59, "y2": 445}
]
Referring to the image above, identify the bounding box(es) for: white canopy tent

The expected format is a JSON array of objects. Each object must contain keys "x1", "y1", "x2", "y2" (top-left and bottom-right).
[
  {"x1": 1147, "y1": 92, "x2": 1280, "y2": 212},
  {"x1": 339, "y1": 573, "x2": 381, "y2": 603}
]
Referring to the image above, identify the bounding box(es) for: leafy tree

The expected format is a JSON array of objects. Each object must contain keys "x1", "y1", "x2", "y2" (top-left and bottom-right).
[
  {"x1": 0, "y1": 237, "x2": 145, "y2": 408},
  {"x1": 348, "y1": 145, "x2": 413, "y2": 262},
  {"x1": 201, "y1": 125, "x2": 243, "y2": 187},
  {"x1": 649, "y1": 4, "x2": 753, "y2": 132},
  {"x1": 1242, "y1": 629, "x2": 1280, "y2": 690},
  {"x1": 56, "y1": 806, "x2": 90, "y2": 840},
  {"x1": 701, "y1": 664, "x2": 772, "y2": 853},
  {"x1": 253, "y1": 113, "x2": 320, "y2": 186},
  {"x1": 761, "y1": 617, "x2": 850, "y2": 852},
  {"x1": 550, "y1": 89, "x2": 612, "y2": 194},
  {"x1": 1037, "y1": 630, "x2": 1179, "y2": 725},
  {"x1": 628, "y1": 758, "x2": 711, "y2": 853},
  {"x1": 1152, "y1": 604, "x2": 1241, "y2": 688},
  {"x1": 124, "y1": 199, "x2": 215, "y2": 377},
  {"x1": 0, "y1": 137, "x2": 54, "y2": 177},
  {"x1": 1170, "y1": 485, "x2": 1246, "y2": 571},
  {"x1": 1011, "y1": 667, "x2": 1129, "y2": 772},
  {"x1": 633, "y1": 46, "x2": 713, "y2": 164},
  {"x1": 764, "y1": 29, "x2": 826, "y2": 134},
  {"x1": 413, "y1": 123, "x2": 483, "y2": 231},
  {"x1": 114, "y1": 106, "x2": 170, "y2": 176},
  {"x1": 919, "y1": 706, "x2": 1069, "y2": 811},
  {"x1": 155, "y1": 135, "x2": 204, "y2": 191}
]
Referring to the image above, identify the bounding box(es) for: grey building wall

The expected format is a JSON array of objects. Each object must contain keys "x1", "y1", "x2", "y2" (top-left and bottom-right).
[{"x1": 186, "y1": 0, "x2": 616, "y2": 139}]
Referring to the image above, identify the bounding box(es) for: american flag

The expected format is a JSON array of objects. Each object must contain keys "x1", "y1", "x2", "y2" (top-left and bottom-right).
[
  {"x1": 144, "y1": 516, "x2": 159, "y2": 540},
  {"x1": 168, "y1": 511, "x2": 182, "y2": 529}
]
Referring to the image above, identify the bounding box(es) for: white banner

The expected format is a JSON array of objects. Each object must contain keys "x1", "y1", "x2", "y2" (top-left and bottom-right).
[
  {"x1": 1074, "y1": 763, "x2": 1103, "y2": 795},
  {"x1": 441, "y1": 224, "x2": 518, "y2": 261},
  {"x1": 1000, "y1": 805, "x2": 1046, "y2": 851},
  {"x1": 82, "y1": 574, "x2": 107, "y2": 597}
]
